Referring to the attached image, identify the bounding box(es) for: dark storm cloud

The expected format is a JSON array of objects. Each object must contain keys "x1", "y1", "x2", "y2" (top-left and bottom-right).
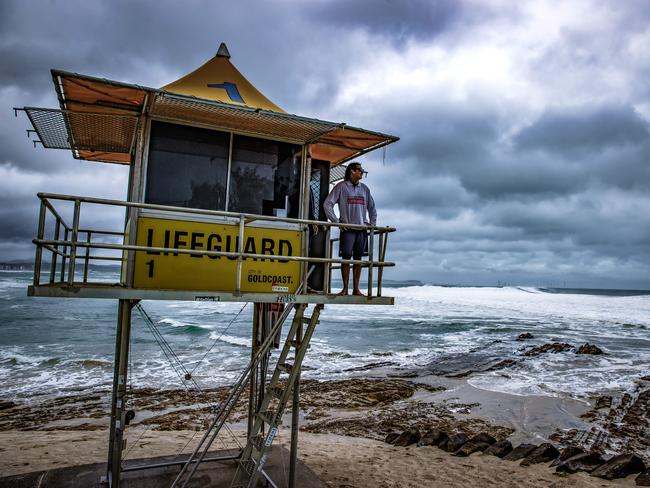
[
  {"x1": 307, "y1": 0, "x2": 464, "y2": 43},
  {"x1": 514, "y1": 105, "x2": 650, "y2": 154},
  {"x1": 369, "y1": 100, "x2": 650, "y2": 206},
  {"x1": 395, "y1": 108, "x2": 498, "y2": 166}
]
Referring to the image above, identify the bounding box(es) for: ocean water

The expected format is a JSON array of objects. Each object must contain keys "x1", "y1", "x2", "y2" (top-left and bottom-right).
[{"x1": 1, "y1": 270, "x2": 649, "y2": 403}]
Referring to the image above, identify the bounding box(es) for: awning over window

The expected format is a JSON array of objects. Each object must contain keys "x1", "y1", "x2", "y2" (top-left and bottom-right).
[{"x1": 21, "y1": 44, "x2": 398, "y2": 166}]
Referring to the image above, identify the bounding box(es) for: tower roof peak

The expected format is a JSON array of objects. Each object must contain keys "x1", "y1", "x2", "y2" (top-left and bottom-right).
[{"x1": 216, "y1": 42, "x2": 231, "y2": 58}]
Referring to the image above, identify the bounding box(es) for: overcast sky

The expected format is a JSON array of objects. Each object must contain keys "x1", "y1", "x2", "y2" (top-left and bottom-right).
[{"x1": 1, "y1": 0, "x2": 649, "y2": 288}]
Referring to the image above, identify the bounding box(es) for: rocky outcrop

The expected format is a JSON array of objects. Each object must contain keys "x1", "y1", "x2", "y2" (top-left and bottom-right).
[
  {"x1": 392, "y1": 427, "x2": 421, "y2": 447},
  {"x1": 469, "y1": 432, "x2": 497, "y2": 445},
  {"x1": 440, "y1": 432, "x2": 467, "y2": 452},
  {"x1": 636, "y1": 472, "x2": 650, "y2": 486},
  {"x1": 0, "y1": 401, "x2": 16, "y2": 411},
  {"x1": 590, "y1": 453, "x2": 647, "y2": 480},
  {"x1": 523, "y1": 343, "x2": 573, "y2": 356},
  {"x1": 520, "y1": 443, "x2": 560, "y2": 466},
  {"x1": 516, "y1": 333, "x2": 533, "y2": 341},
  {"x1": 454, "y1": 432, "x2": 497, "y2": 455},
  {"x1": 483, "y1": 439, "x2": 513, "y2": 458},
  {"x1": 343, "y1": 361, "x2": 398, "y2": 372},
  {"x1": 550, "y1": 445, "x2": 585, "y2": 467},
  {"x1": 555, "y1": 451, "x2": 605, "y2": 473},
  {"x1": 503, "y1": 443, "x2": 537, "y2": 461},
  {"x1": 384, "y1": 431, "x2": 399, "y2": 444},
  {"x1": 576, "y1": 343, "x2": 604, "y2": 355},
  {"x1": 595, "y1": 395, "x2": 612, "y2": 409},
  {"x1": 417, "y1": 429, "x2": 448, "y2": 447},
  {"x1": 454, "y1": 440, "x2": 490, "y2": 456}
]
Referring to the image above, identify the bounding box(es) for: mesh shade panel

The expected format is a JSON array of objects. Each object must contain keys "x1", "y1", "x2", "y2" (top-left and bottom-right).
[
  {"x1": 24, "y1": 108, "x2": 137, "y2": 153},
  {"x1": 150, "y1": 94, "x2": 338, "y2": 144}
]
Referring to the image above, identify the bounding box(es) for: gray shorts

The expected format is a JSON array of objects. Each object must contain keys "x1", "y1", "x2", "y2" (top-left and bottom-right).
[{"x1": 339, "y1": 230, "x2": 368, "y2": 260}]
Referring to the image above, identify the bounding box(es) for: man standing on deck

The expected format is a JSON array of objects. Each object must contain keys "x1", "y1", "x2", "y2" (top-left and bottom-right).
[{"x1": 323, "y1": 162, "x2": 376, "y2": 296}]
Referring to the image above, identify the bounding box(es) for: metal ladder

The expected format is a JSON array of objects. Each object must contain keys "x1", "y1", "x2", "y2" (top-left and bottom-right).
[
  {"x1": 231, "y1": 303, "x2": 323, "y2": 488},
  {"x1": 171, "y1": 302, "x2": 299, "y2": 488}
]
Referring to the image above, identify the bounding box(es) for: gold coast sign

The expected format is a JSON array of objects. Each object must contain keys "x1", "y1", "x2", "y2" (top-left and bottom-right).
[{"x1": 133, "y1": 217, "x2": 302, "y2": 293}]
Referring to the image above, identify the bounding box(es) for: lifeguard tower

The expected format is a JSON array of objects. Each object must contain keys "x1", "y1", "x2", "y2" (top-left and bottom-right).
[{"x1": 17, "y1": 43, "x2": 399, "y2": 487}]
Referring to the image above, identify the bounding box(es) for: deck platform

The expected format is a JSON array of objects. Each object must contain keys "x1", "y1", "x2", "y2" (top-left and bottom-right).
[{"x1": 28, "y1": 283, "x2": 394, "y2": 304}]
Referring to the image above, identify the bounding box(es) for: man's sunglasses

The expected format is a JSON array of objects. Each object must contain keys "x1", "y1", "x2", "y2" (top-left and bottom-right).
[{"x1": 353, "y1": 167, "x2": 368, "y2": 176}]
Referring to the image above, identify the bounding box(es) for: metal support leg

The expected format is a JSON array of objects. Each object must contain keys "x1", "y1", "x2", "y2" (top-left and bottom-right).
[
  {"x1": 289, "y1": 318, "x2": 303, "y2": 488},
  {"x1": 248, "y1": 304, "x2": 260, "y2": 440},
  {"x1": 105, "y1": 299, "x2": 134, "y2": 487}
]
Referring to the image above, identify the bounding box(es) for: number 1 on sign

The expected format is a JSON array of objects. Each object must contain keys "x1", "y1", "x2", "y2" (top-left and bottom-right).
[{"x1": 145, "y1": 259, "x2": 155, "y2": 278}]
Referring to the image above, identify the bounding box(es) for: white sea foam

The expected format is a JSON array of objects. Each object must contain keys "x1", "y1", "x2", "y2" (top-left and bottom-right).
[
  {"x1": 207, "y1": 333, "x2": 250, "y2": 347},
  {"x1": 2, "y1": 275, "x2": 650, "y2": 399},
  {"x1": 157, "y1": 318, "x2": 187, "y2": 328}
]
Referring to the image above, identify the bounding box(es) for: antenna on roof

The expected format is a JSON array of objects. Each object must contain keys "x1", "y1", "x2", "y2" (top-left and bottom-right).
[{"x1": 216, "y1": 42, "x2": 231, "y2": 59}]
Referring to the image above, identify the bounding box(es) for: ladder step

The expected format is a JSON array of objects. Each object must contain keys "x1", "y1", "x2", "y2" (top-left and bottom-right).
[
  {"x1": 251, "y1": 434, "x2": 263, "y2": 452},
  {"x1": 257, "y1": 410, "x2": 276, "y2": 425},
  {"x1": 278, "y1": 362, "x2": 293, "y2": 374},
  {"x1": 239, "y1": 458, "x2": 256, "y2": 476},
  {"x1": 267, "y1": 386, "x2": 284, "y2": 399}
]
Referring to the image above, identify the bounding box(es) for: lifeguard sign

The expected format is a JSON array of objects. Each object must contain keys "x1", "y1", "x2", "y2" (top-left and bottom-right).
[
  {"x1": 133, "y1": 217, "x2": 302, "y2": 293},
  {"x1": 21, "y1": 42, "x2": 398, "y2": 301}
]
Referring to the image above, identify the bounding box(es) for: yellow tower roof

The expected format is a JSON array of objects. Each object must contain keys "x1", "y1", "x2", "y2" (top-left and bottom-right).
[{"x1": 161, "y1": 43, "x2": 284, "y2": 113}]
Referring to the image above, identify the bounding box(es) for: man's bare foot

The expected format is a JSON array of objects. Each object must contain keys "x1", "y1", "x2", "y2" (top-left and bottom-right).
[
  {"x1": 337, "y1": 289, "x2": 349, "y2": 296},
  {"x1": 353, "y1": 290, "x2": 365, "y2": 296}
]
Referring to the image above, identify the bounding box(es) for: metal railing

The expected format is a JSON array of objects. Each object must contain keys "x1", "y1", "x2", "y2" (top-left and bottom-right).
[{"x1": 32, "y1": 193, "x2": 396, "y2": 297}]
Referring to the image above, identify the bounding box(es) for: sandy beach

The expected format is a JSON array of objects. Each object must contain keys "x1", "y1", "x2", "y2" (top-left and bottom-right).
[
  {"x1": 1, "y1": 376, "x2": 647, "y2": 486},
  {"x1": 0, "y1": 429, "x2": 638, "y2": 487}
]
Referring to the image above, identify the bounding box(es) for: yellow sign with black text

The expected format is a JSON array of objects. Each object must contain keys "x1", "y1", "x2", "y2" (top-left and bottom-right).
[{"x1": 133, "y1": 217, "x2": 302, "y2": 293}]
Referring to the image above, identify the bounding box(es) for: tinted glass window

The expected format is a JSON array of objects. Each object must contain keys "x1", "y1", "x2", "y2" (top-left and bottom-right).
[
  {"x1": 228, "y1": 135, "x2": 301, "y2": 217},
  {"x1": 145, "y1": 121, "x2": 229, "y2": 210}
]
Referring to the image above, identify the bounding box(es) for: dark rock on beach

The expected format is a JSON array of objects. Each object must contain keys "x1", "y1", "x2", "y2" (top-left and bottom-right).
[
  {"x1": 523, "y1": 343, "x2": 574, "y2": 356},
  {"x1": 417, "y1": 429, "x2": 448, "y2": 447},
  {"x1": 440, "y1": 432, "x2": 467, "y2": 452},
  {"x1": 425, "y1": 352, "x2": 517, "y2": 378},
  {"x1": 555, "y1": 451, "x2": 606, "y2": 474},
  {"x1": 469, "y1": 432, "x2": 497, "y2": 445},
  {"x1": 590, "y1": 453, "x2": 647, "y2": 480},
  {"x1": 503, "y1": 443, "x2": 537, "y2": 461},
  {"x1": 384, "y1": 431, "x2": 399, "y2": 444},
  {"x1": 595, "y1": 395, "x2": 613, "y2": 409},
  {"x1": 520, "y1": 442, "x2": 560, "y2": 466},
  {"x1": 483, "y1": 439, "x2": 513, "y2": 458},
  {"x1": 576, "y1": 343, "x2": 604, "y2": 355},
  {"x1": 0, "y1": 401, "x2": 16, "y2": 411},
  {"x1": 387, "y1": 370, "x2": 420, "y2": 379},
  {"x1": 636, "y1": 472, "x2": 650, "y2": 486},
  {"x1": 516, "y1": 333, "x2": 534, "y2": 341},
  {"x1": 550, "y1": 445, "x2": 585, "y2": 467},
  {"x1": 392, "y1": 427, "x2": 421, "y2": 447},
  {"x1": 343, "y1": 361, "x2": 398, "y2": 372},
  {"x1": 454, "y1": 440, "x2": 490, "y2": 457}
]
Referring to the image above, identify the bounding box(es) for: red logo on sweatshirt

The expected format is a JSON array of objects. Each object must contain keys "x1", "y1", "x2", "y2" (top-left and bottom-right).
[{"x1": 347, "y1": 196, "x2": 365, "y2": 205}]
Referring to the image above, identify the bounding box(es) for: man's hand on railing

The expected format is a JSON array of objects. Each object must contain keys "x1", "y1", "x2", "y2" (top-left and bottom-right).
[{"x1": 310, "y1": 224, "x2": 325, "y2": 235}]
